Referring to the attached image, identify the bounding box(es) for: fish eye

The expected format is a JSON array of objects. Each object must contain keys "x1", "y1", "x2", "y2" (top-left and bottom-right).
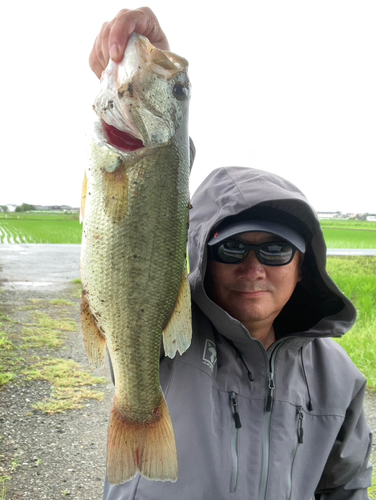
[{"x1": 173, "y1": 83, "x2": 189, "y2": 101}]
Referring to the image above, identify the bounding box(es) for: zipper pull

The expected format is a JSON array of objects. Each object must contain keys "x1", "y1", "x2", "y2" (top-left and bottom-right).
[
  {"x1": 230, "y1": 392, "x2": 242, "y2": 428},
  {"x1": 266, "y1": 372, "x2": 275, "y2": 412},
  {"x1": 297, "y1": 406, "x2": 304, "y2": 444}
]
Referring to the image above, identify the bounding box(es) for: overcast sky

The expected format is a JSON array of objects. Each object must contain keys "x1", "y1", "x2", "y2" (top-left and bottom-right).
[{"x1": 1, "y1": 0, "x2": 375, "y2": 213}]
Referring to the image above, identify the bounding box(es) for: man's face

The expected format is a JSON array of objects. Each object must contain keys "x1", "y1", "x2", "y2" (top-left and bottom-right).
[{"x1": 205, "y1": 231, "x2": 303, "y2": 332}]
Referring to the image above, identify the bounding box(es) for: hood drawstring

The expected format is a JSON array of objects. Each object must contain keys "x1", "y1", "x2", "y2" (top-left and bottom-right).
[
  {"x1": 300, "y1": 347, "x2": 314, "y2": 411},
  {"x1": 226, "y1": 338, "x2": 255, "y2": 382}
]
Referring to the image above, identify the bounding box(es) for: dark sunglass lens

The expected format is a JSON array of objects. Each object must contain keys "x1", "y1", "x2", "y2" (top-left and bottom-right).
[
  {"x1": 259, "y1": 242, "x2": 294, "y2": 265},
  {"x1": 217, "y1": 240, "x2": 246, "y2": 263}
]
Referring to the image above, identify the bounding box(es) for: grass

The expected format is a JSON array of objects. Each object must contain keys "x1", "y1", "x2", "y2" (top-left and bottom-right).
[
  {"x1": 0, "y1": 287, "x2": 106, "y2": 413},
  {"x1": 49, "y1": 299, "x2": 75, "y2": 306},
  {"x1": 326, "y1": 256, "x2": 376, "y2": 390},
  {"x1": 23, "y1": 358, "x2": 105, "y2": 413},
  {"x1": 30, "y1": 311, "x2": 77, "y2": 332},
  {"x1": 370, "y1": 484, "x2": 376, "y2": 500},
  {"x1": 0, "y1": 475, "x2": 10, "y2": 500}
]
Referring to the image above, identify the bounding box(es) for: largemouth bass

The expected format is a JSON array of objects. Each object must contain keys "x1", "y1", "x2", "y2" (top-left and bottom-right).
[{"x1": 80, "y1": 33, "x2": 192, "y2": 485}]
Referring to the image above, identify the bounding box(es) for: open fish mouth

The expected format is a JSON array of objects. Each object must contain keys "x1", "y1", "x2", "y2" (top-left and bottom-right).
[
  {"x1": 92, "y1": 33, "x2": 190, "y2": 160},
  {"x1": 102, "y1": 120, "x2": 144, "y2": 152}
]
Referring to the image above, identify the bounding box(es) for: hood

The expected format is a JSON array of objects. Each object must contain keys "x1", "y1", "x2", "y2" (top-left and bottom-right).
[{"x1": 188, "y1": 166, "x2": 356, "y2": 340}]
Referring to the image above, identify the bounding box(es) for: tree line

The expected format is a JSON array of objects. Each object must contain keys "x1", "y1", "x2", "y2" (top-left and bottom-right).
[{"x1": 0, "y1": 203, "x2": 36, "y2": 213}]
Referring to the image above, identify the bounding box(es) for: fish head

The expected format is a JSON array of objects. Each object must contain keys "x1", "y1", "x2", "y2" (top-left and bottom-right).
[{"x1": 93, "y1": 33, "x2": 190, "y2": 164}]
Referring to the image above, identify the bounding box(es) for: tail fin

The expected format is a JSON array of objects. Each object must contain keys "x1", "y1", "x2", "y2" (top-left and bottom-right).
[{"x1": 107, "y1": 396, "x2": 178, "y2": 484}]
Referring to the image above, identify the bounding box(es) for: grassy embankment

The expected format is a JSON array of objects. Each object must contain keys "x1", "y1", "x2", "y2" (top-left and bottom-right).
[
  {"x1": 307, "y1": 220, "x2": 376, "y2": 498},
  {"x1": 319, "y1": 220, "x2": 376, "y2": 392}
]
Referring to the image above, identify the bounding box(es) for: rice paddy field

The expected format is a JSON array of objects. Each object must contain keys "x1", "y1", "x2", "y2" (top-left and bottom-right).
[
  {"x1": 0, "y1": 212, "x2": 82, "y2": 244},
  {"x1": 1, "y1": 213, "x2": 376, "y2": 247},
  {"x1": 321, "y1": 219, "x2": 376, "y2": 249}
]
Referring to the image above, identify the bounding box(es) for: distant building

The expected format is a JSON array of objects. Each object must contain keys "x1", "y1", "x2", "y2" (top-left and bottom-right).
[
  {"x1": 317, "y1": 212, "x2": 338, "y2": 220},
  {"x1": 366, "y1": 215, "x2": 376, "y2": 222},
  {"x1": 23, "y1": 205, "x2": 80, "y2": 213}
]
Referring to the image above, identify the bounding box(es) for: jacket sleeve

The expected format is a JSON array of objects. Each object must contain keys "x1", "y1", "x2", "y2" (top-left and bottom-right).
[{"x1": 314, "y1": 380, "x2": 373, "y2": 499}]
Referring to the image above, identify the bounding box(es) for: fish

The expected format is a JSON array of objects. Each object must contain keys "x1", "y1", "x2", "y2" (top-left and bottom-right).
[{"x1": 80, "y1": 33, "x2": 192, "y2": 485}]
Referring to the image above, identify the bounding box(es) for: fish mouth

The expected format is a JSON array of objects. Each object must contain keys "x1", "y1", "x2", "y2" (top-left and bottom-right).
[{"x1": 102, "y1": 120, "x2": 144, "y2": 152}]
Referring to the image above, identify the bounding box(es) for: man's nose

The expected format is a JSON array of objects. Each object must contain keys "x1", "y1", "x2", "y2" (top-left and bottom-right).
[{"x1": 237, "y1": 251, "x2": 266, "y2": 279}]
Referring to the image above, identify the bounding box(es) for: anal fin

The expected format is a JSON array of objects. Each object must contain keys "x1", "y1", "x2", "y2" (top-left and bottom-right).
[
  {"x1": 162, "y1": 267, "x2": 192, "y2": 358},
  {"x1": 81, "y1": 293, "x2": 106, "y2": 367}
]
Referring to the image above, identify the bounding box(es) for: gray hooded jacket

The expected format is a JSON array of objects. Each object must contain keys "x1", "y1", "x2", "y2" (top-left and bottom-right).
[{"x1": 104, "y1": 166, "x2": 372, "y2": 500}]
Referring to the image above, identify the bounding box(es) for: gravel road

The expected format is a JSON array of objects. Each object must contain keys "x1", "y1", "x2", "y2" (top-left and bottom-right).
[
  {"x1": 0, "y1": 245, "x2": 374, "y2": 499},
  {"x1": 0, "y1": 245, "x2": 114, "y2": 499}
]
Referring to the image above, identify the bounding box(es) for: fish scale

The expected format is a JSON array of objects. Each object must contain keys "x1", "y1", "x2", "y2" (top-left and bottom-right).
[{"x1": 80, "y1": 33, "x2": 192, "y2": 484}]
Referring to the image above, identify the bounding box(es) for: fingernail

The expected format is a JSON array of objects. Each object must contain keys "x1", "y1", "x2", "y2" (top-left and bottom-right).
[{"x1": 110, "y1": 43, "x2": 119, "y2": 60}]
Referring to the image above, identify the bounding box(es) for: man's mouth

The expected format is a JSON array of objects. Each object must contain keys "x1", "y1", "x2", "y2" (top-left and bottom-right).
[
  {"x1": 102, "y1": 120, "x2": 144, "y2": 152},
  {"x1": 232, "y1": 287, "x2": 271, "y2": 296}
]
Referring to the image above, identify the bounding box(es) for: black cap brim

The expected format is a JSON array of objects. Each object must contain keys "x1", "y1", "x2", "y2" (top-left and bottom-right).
[{"x1": 208, "y1": 220, "x2": 306, "y2": 253}]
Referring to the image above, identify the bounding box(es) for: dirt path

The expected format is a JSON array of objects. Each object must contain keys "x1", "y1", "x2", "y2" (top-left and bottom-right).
[
  {"x1": 0, "y1": 246, "x2": 374, "y2": 499},
  {"x1": 0, "y1": 280, "x2": 114, "y2": 500}
]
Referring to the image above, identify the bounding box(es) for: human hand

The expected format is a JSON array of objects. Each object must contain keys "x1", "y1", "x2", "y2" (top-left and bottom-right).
[{"x1": 89, "y1": 7, "x2": 170, "y2": 78}]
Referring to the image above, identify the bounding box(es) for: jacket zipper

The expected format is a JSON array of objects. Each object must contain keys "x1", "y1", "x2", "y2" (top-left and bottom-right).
[
  {"x1": 258, "y1": 339, "x2": 288, "y2": 500},
  {"x1": 229, "y1": 391, "x2": 241, "y2": 493},
  {"x1": 287, "y1": 406, "x2": 304, "y2": 499}
]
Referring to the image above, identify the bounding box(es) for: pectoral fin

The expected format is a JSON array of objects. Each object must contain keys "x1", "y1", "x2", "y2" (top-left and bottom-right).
[
  {"x1": 81, "y1": 293, "x2": 106, "y2": 367},
  {"x1": 103, "y1": 165, "x2": 128, "y2": 222},
  {"x1": 162, "y1": 268, "x2": 192, "y2": 358}
]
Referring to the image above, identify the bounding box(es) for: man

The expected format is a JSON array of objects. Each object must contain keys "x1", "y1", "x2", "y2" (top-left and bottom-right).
[{"x1": 90, "y1": 9, "x2": 372, "y2": 499}]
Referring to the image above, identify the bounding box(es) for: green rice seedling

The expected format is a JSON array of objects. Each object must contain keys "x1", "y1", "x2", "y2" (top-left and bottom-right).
[
  {"x1": 321, "y1": 220, "x2": 376, "y2": 231},
  {"x1": 320, "y1": 219, "x2": 376, "y2": 249},
  {"x1": 0, "y1": 218, "x2": 82, "y2": 244},
  {"x1": 0, "y1": 212, "x2": 79, "y2": 221},
  {"x1": 322, "y1": 228, "x2": 376, "y2": 249}
]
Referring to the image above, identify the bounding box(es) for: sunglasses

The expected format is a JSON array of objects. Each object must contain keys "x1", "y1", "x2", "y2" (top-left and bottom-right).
[{"x1": 210, "y1": 239, "x2": 298, "y2": 266}]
